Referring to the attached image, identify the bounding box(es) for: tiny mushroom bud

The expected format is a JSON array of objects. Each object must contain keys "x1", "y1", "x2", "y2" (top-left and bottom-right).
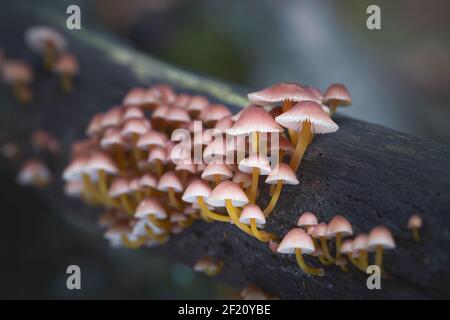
[
  {"x1": 17, "y1": 159, "x2": 51, "y2": 187},
  {"x1": 408, "y1": 214, "x2": 423, "y2": 242},
  {"x1": 367, "y1": 226, "x2": 396, "y2": 270},
  {"x1": 239, "y1": 204, "x2": 273, "y2": 242},
  {"x1": 1, "y1": 60, "x2": 34, "y2": 103},
  {"x1": 277, "y1": 228, "x2": 325, "y2": 276}
]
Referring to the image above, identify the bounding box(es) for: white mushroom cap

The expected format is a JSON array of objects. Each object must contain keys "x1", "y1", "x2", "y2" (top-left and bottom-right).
[
  {"x1": 227, "y1": 106, "x2": 283, "y2": 135},
  {"x1": 323, "y1": 83, "x2": 352, "y2": 106},
  {"x1": 203, "y1": 104, "x2": 232, "y2": 123},
  {"x1": 122, "y1": 87, "x2": 145, "y2": 106},
  {"x1": 352, "y1": 234, "x2": 369, "y2": 253},
  {"x1": 123, "y1": 106, "x2": 145, "y2": 121},
  {"x1": 137, "y1": 130, "x2": 167, "y2": 150},
  {"x1": 157, "y1": 171, "x2": 183, "y2": 192},
  {"x1": 85, "y1": 151, "x2": 118, "y2": 175},
  {"x1": 148, "y1": 146, "x2": 167, "y2": 164},
  {"x1": 175, "y1": 162, "x2": 196, "y2": 174},
  {"x1": 187, "y1": 95, "x2": 209, "y2": 113},
  {"x1": 109, "y1": 177, "x2": 132, "y2": 197},
  {"x1": 247, "y1": 82, "x2": 314, "y2": 108},
  {"x1": 367, "y1": 226, "x2": 396, "y2": 251},
  {"x1": 101, "y1": 106, "x2": 123, "y2": 129},
  {"x1": 182, "y1": 179, "x2": 212, "y2": 204},
  {"x1": 232, "y1": 171, "x2": 252, "y2": 188},
  {"x1": 340, "y1": 240, "x2": 354, "y2": 255},
  {"x1": 166, "y1": 107, "x2": 191, "y2": 123},
  {"x1": 17, "y1": 159, "x2": 51, "y2": 186},
  {"x1": 238, "y1": 154, "x2": 272, "y2": 175},
  {"x1": 265, "y1": 163, "x2": 299, "y2": 185},
  {"x1": 277, "y1": 228, "x2": 315, "y2": 255},
  {"x1": 239, "y1": 204, "x2": 266, "y2": 226},
  {"x1": 152, "y1": 104, "x2": 170, "y2": 120},
  {"x1": 121, "y1": 118, "x2": 151, "y2": 137},
  {"x1": 408, "y1": 214, "x2": 423, "y2": 229},
  {"x1": 311, "y1": 223, "x2": 330, "y2": 239},
  {"x1": 25, "y1": 26, "x2": 67, "y2": 53},
  {"x1": 201, "y1": 163, "x2": 233, "y2": 182},
  {"x1": 275, "y1": 100, "x2": 338, "y2": 133},
  {"x1": 139, "y1": 173, "x2": 157, "y2": 189},
  {"x1": 63, "y1": 154, "x2": 89, "y2": 181},
  {"x1": 297, "y1": 211, "x2": 318, "y2": 227},
  {"x1": 135, "y1": 198, "x2": 167, "y2": 219},
  {"x1": 326, "y1": 215, "x2": 353, "y2": 238},
  {"x1": 207, "y1": 181, "x2": 249, "y2": 207}
]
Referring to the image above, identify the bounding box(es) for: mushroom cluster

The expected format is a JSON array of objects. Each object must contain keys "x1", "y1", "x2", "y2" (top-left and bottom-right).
[
  {"x1": 0, "y1": 26, "x2": 79, "y2": 103},
  {"x1": 276, "y1": 211, "x2": 396, "y2": 276}
]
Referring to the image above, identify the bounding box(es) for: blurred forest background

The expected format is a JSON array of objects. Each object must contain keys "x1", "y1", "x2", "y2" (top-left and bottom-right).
[{"x1": 1, "y1": 0, "x2": 450, "y2": 299}]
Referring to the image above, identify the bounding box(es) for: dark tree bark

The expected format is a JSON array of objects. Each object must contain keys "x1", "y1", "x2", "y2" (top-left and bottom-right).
[{"x1": 1, "y1": 1, "x2": 450, "y2": 299}]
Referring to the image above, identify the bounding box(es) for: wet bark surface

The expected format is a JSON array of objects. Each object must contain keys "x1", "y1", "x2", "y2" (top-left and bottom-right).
[{"x1": 1, "y1": 2, "x2": 450, "y2": 299}]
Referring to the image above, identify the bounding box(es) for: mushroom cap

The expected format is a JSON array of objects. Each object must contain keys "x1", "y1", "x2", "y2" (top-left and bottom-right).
[
  {"x1": 147, "y1": 146, "x2": 167, "y2": 164},
  {"x1": 227, "y1": 106, "x2": 283, "y2": 135},
  {"x1": 231, "y1": 108, "x2": 245, "y2": 121},
  {"x1": 63, "y1": 154, "x2": 89, "y2": 181},
  {"x1": 153, "y1": 84, "x2": 176, "y2": 104},
  {"x1": 166, "y1": 107, "x2": 191, "y2": 123},
  {"x1": 275, "y1": 100, "x2": 339, "y2": 134},
  {"x1": 277, "y1": 228, "x2": 315, "y2": 255},
  {"x1": 247, "y1": 82, "x2": 315, "y2": 108},
  {"x1": 182, "y1": 179, "x2": 212, "y2": 204},
  {"x1": 232, "y1": 171, "x2": 252, "y2": 188},
  {"x1": 269, "y1": 135, "x2": 295, "y2": 154},
  {"x1": 1, "y1": 60, "x2": 33, "y2": 84},
  {"x1": 85, "y1": 151, "x2": 118, "y2": 175},
  {"x1": 101, "y1": 106, "x2": 123, "y2": 129},
  {"x1": 135, "y1": 198, "x2": 167, "y2": 219},
  {"x1": 311, "y1": 222, "x2": 330, "y2": 239},
  {"x1": 175, "y1": 162, "x2": 197, "y2": 174},
  {"x1": 323, "y1": 83, "x2": 352, "y2": 106},
  {"x1": 265, "y1": 163, "x2": 299, "y2": 185},
  {"x1": 138, "y1": 173, "x2": 157, "y2": 189},
  {"x1": 173, "y1": 93, "x2": 191, "y2": 108},
  {"x1": 326, "y1": 215, "x2": 353, "y2": 238},
  {"x1": 137, "y1": 130, "x2": 167, "y2": 150},
  {"x1": 157, "y1": 171, "x2": 183, "y2": 192},
  {"x1": 121, "y1": 118, "x2": 151, "y2": 136},
  {"x1": 193, "y1": 256, "x2": 215, "y2": 272},
  {"x1": 152, "y1": 104, "x2": 170, "y2": 120},
  {"x1": 239, "y1": 204, "x2": 266, "y2": 226},
  {"x1": 86, "y1": 113, "x2": 104, "y2": 136},
  {"x1": 122, "y1": 87, "x2": 145, "y2": 106},
  {"x1": 201, "y1": 163, "x2": 233, "y2": 182},
  {"x1": 340, "y1": 239, "x2": 354, "y2": 254},
  {"x1": 408, "y1": 214, "x2": 423, "y2": 229},
  {"x1": 187, "y1": 95, "x2": 209, "y2": 113},
  {"x1": 352, "y1": 233, "x2": 369, "y2": 253},
  {"x1": 101, "y1": 128, "x2": 128, "y2": 149},
  {"x1": 17, "y1": 159, "x2": 51, "y2": 186},
  {"x1": 123, "y1": 106, "x2": 145, "y2": 121},
  {"x1": 54, "y1": 53, "x2": 79, "y2": 75},
  {"x1": 64, "y1": 180, "x2": 84, "y2": 197},
  {"x1": 109, "y1": 177, "x2": 132, "y2": 197},
  {"x1": 297, "y1": 211, "x2": 318, "y2": 227},
  {"x1": 25, "y1": 26, "x2": 67, "y2": 53},
  {"x1": 214, "y1": 116, "x2": 234, "y2": 131},
  {"x1": 207, "y1": 181, "x2": 249, "y2": 207},
  {"x1": 128, "y1": 177, "x2": 141, "y2": 192},
  {"x1": 203, "y1": 104, "x2": 232, "y2": 123},
  {"x1": 367, "y1": 226, "x2": 396, "y2": 250},
  {"x1": 238, "y1": 154, "x2": 272, "y2": 175}
]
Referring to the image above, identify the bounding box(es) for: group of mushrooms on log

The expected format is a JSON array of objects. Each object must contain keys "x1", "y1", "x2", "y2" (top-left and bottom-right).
[{"x1": 1, "y1": 7, "x2": 450, "y2": 299}]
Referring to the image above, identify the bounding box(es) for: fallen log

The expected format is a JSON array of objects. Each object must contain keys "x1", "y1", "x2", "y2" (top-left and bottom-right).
[{"x1": 1, "y1": 3, "x2": 450, "y2": 299}]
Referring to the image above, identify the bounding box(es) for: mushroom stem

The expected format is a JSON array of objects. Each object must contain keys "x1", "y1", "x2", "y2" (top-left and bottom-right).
[
  {"x1": 121, "y1": 235, "x2": 146, "y2": 249},
  {"x1": 214, "y1": 174, "x2": 221, "y2": 187},
  {"x1": 295, "y1": 248, "x2": 325, "y2": 276},
  {"x1": 329, "y1": 102, "x2": 338, "y2": 116},
  {"x1": 156, "y1": 159, "x2": 164, "y2": 177},
  {"x1": 197, "y1": 197, "x2": 231, "y2": 223},
  {"x1": 320, "y1": 237, "x2": 335, "y2": 263},
  {"x1": 374, "y1": 245, "x2": 384, "y2": 270},
  {"x1": 411, "y1": 228, "x2": 420, "y2": 242},
  {"x1": 249, "y1": 167, "x2": 260, "y2": 203},
  {"x1": 144, "y1": 225, "x2": 168, "y2": 242},
  {"x1": 82, "y1": 173, "x2": 100, "y2": 203},
  {"x1": 289, "y1": 121, "x2": 312, "y2": 171},
  {"x1": 43, "y1": 43, "x2": 55, "y2": 70},
  {"x1": 263, "y1": 180, "x2": 283, "y2": 216},
  {"x1": 250, "y1": 219, "x2": 271, "y2": 242},
  {"x1": 61, "y1": 73, "x2": 73, "y2": 93},
  {"x1": 312, "y1": 238, "x2": 333, "y2": 265},
  {"x1": 119, "y1": 194, "x2": 134, "y2": 215},
  {"x1": 97, "y1": 169, "x2": 112, "y2": 205},
  {"x1": 346, "y1": 253, "x2": 365, "y2": 271},
  {"x1": 335, "y1": 233, "x2": 343, "y2": 259},
  {"x1": 225, "y1": 199, "x2": 254, "y2": 237},
  {"x1": 131, "y1": 134, "x2": 143, "y2": 165},
  {"x1": 114, "y1": 145, "x2": 127, "y2": 171},
  {"x1": 167, "y1": 187, "x2": 182, "y2": 210},
  {"x1": 358, "y1": 250, "x2": 369, "y2": 271}
]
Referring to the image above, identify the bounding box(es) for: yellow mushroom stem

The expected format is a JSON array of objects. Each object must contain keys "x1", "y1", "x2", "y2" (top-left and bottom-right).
[
  {"x1": 320, "y1": 237, "x2": 335, "y2": 263},
  {"x1": 312, "y1": 238, "x2": 333, "y2": 265},
  {"x1": 167, "y1": 187, "x2": 182, "y2": 210},
  {"x1": 339, "y1": 263, "x2": 349, "y2": 272},
  {"x1": 204, "y1": 261, "x2": 223, "y2": 276},
  {"x1": 43, "y1": 43, "x2": 56, "y2": 70},
  {"x1": 335, "y1": 233, "x2": 343, "y2": 259},
  {"x1": 411, "y1": 227, "x2": 420, "y2": 242},
  {"x1": 225, "y1": 200, "x2": 254, "y2": 237},
  {"x1": 329, "y1": 102, "x2": 338, "y2": 116},
  {"x1": 121, "y1": 235, "x2": 146, "y2": 249},
  {"x1": 358, "y1": 250, "x2": 369, "y2": 271},
  {"x1": 249, "y1": 167, "x2": 259, "y2": 204},
  {"x1": 61, "y1": 72, "x2": 73, "y2": 93},
  {"x1": 250, "y1": 219, "x2": 273, "y2": 243},
  {"x1": 97, "y1": 169, "x2": 112, "y2": 205},
  {"x1": 289, "y1": 121, "x2": 312, "y2": 171},
  {"x1": 282, "y1": 100, "x2": 298, "y2": 145},
  {"x1": 197, "y1": 197, "x2": 231, "y2": 222},
  {"x1": 131, "y1": 133, "x2": 143, "y2": 165},
  {"x1": 147, "y1": 215, "x2": 171, "y2": 230},
  {"x1": 144, "y1": 225, "x2": 168, "y2": 242},
  {"x1": 263, "y1": 180, "x2": 283, "y2": 217},
  {"x1": 295, "y1": 248, "x2": 325, "y2": 276},
  {"x1": 214, "y1": 174, "x2": 221, "y2": 186},
  {"x1": 114, "y1": 145, "x2": 127, "y2": 171},
  {"x1": 156, "y1": 159, "x2": 164, "y2": 177},
  {"x1": 374, "y1": 245, "x2": 384, "y2": 270},
  {"x1": 82, "y1": 173, "x2": 101, "y2": 203},
  {"x1": 180, "y1": 171, "x2": 189, "y2": 186},
  {"x1": 119, "y1": 194, "x2": 134, "y2": 215},
  {"x1": 179, "y1": 217, "x2": 193, "y2": 228},
  {"x1": 346, "y1": 253, "x2": 365, "y2": 272}
]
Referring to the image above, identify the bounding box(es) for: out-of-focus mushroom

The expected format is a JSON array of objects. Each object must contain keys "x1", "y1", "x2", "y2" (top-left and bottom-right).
[
  {"x1": 352, "y1": 233, "x2": 369, "y2": 271},
  {"x1": 277, "y1": 228, "x2": 325, "y2": 276},
  {"x1": 17, "y1": 159, "x2": 51, "y2": 187},
  {"x1": 25, "y1": 26, "x2": 67, "y2": 70},
  {"x1": 323, "y1": 83, "x2": 352, "y2": 115},
  {"x1": 135, "y1": 197, "x2": 170, "y2": 231},
  {"x1": 408, "y1": 214, "x2": 423, "y2": 242},
  {"x1": 311, "y1": 222, "x2": 335, "y2": 263},
  {"x1": 187, "y1": 95, "x2": 209, "y2": 118},
  {"x1": 109, "y1": 177, "x2": 134, "y2": 214},
  {"x1": 54, "y1": 52, "x2": 79, "y2": 92},
  {"x1": 157, "y1": 171, "x2": 184, "y2": 210},
  {"x1": 326, "y1": 215, "x2": 353, "y2": 261},
  {"x1": 367, "y1": 226, "x2": 396, "y2": 271},
  {"x1": 85, "y1": 151, "x2": 119, "y2": 204},
  {"x1": 202, "y1": 103, "x2": 232, "y2": 127},
  {"x1": 1, "y1": 60, "x2": 34, "y2": 103},
  {"x1": 193, "y1": 256, "x2": 223, "y2": 276},
  {"x1": 201, "y1": 163, "x2": 233, "y2": 186},
  {"x1": 239, "y1": 204, "x2": 274, "y2": 242},
  {"x1": 31, "y1": 130, "x2": 61, "y2": 154}
]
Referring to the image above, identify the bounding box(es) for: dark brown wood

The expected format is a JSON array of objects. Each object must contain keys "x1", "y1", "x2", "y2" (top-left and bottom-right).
[{"x1": 1, "y1": 2, "x2": 450, "y2": 299}]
